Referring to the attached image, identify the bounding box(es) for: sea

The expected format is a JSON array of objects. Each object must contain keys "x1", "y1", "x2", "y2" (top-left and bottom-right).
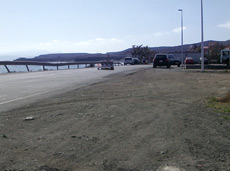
[{"x1": 0, "y1": 64, "x2": 92, "y2": 74}]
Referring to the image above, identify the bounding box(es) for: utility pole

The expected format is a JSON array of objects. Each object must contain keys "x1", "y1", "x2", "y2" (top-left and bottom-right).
[
  {"x1": 201, "y1": 0, "x2": 204, "y2": 72},
  {"x1": 178, "y1": 9, "x2": 184, "y2": 66}
]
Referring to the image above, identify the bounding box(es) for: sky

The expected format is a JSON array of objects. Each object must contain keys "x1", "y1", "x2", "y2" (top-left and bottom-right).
[{"x1": 0, "y1": 0, "x2": 229, "y2": 60}]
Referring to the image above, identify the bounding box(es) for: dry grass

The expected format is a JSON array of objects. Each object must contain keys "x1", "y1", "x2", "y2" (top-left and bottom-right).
[
  {"x1": 207, "y1": 91, "x2": 230, "y2": 119},
  {"x1": 216, "y1": 91, "x2": 230, "y2": 103}
]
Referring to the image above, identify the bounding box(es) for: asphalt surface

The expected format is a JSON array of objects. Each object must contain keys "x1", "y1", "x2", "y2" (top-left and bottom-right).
[{"x1": 0, "y1": 65, "x2": 150, "y2": 113}]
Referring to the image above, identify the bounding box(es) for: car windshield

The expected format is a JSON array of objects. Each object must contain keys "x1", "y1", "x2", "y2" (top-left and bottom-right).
[
  {"x1": 156, "y1": 55, "x2": 167, "y2": 59},
  {"x1": 222, "y1": 51, "x2": 230, "y2": 56}
]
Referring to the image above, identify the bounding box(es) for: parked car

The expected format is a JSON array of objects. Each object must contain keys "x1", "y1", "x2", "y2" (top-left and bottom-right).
[
  {"x1": 97, "y1": 61, "x2": 114, "y2": 70},
  {"x1": 168, "y1": 54, "x2": 181, "y2": 67},
  {"x1": 153, "y1": 54, "x2": 171, "y2": 68},
  {"x1": 184, "y1": 57, "x2": 194, "y2": 64},
  {"x1": 221, "y1": 49, "x2": 230, "y2": 66},
  {"x1": 199, "y1": 57, "x2": 208, "y2": 64},
  {"x1": 132, "y1": 58, "x2": 140, "y2": 64},
  {"x1": 124, "y1": 57, "x2": 134, "y2": 65}
]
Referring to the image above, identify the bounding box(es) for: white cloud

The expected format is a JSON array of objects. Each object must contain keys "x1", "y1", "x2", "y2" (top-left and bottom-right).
[
  {"x1": 39, "y1": 40, "x2": 60, "y2": 47},
  {"x1": 218, "y1": 21, "x2": 230, "y2": 29},
  {"x1": 75, "y1": 41, "x2": 91, "y2": 46},
  {"x1": 37, "y1": 37, "x2": 123, "y2": 53},
  {"x1": 75, "y1": 38, "x2": 122, "y2": 46},
  {"x1": 53, "y1": 40, "x2": 59, "y2": 43},
  {"x1": 95, "y1": 37, "x2": 104, "y2": 41},
  {"x1": 152, "y1": 27, "x2": 187, "y2": 38},
  {"x1": 39, "y1": 42, "x2": 52, "y2": 46},
  {"x1": 110, "y1": 38, "x2": 122, "y2": 42},
  {"x1": 153, "y1": 31, "x2": 170, "y2": 37},
  {"x1": 173, "y1": 27, "x2": 187, "y2": 33}
]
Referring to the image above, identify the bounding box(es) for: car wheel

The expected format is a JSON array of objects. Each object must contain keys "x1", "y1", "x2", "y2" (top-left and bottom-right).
[
  {"x1": 177, "y1": 64, "x2": 181, "y2": 67},
  {"x1": 167, "y1": 65, "x2": 171, "y2": 68},
  {"x1": 153, "y1": 64, "x2": 156, "y2": 68}
]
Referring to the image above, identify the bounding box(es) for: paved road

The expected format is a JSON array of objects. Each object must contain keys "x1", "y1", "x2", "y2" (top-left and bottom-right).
[{"x1": 0, "y1": 65, "x2": 150, "y2": 113}]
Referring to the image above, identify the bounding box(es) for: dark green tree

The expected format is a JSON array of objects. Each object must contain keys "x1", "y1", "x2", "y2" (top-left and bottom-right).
[
  {"x1": 207, "y1": 43, "x2": 225, "y2": 62},
  {"x1": 131, "y1": 45, "x2": 155, "y2": 63},
  {"x1": 131, "y1": 45, "x2": 142, "y2": 58}
]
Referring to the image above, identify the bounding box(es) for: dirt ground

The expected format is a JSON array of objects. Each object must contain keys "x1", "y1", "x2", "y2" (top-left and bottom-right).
[{"x1": 0, "y1": 67, "x2": 230, "y2": 171}]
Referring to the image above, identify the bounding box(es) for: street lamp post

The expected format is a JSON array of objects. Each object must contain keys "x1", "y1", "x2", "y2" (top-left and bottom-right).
[
  {"x1": 201, "y1": 0, "x2": 204, "y2": 71},
  {"x1": 178, "y1": 9, "x2": 183, "y2": 66}
]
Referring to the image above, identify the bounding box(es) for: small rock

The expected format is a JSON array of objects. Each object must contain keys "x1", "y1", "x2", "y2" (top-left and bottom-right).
[
  {"x1": 2, "y1": 134, "x2": 7, "y2": 138},
  {"x1": 39, "y1": 165, "x2": 60, "y2": 171},
  {"x1": 24, "y1": 117, "x2": 34, "y2": 121},
  {"x1": 161, "y1": 150, "x2": 168, "y2": 154},
  {"x1": 54, "y1": 152, "x2": 63, "y2": 155},
  {"x1": 219, "y1": 158, "x2": 226, "y2": 162}
]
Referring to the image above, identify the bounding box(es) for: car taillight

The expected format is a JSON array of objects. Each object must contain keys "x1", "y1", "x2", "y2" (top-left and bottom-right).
[
  {"x1": 154, "y1": 58, "x2": 157, "y2": 62},
  {"x1": 166, "y1": 59, "x2": 168, "y2": 62}
]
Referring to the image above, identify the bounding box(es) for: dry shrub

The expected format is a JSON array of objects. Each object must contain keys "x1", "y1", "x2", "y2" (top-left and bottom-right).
[{"x1": 217, "y1": 91, "x2": 230, "y2": 103}]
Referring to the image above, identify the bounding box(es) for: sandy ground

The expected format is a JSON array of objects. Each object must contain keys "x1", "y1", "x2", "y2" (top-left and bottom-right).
[{"x1": 0, "y1": 67, "x2": 230, "y2": 171}]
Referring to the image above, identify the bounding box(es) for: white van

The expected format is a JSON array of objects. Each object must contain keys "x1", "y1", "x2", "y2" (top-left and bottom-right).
[{"x1": 124, "y1": 57, "x2": 134, "y2": 65}]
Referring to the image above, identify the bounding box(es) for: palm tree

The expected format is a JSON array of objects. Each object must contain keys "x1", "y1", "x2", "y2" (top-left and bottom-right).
[{"x1": 131, "y1": 45, "x2": 155, "y2": 63}]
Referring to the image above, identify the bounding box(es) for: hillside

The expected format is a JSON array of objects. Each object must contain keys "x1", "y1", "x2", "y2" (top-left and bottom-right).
[{"x1": 15, "y1": 40, "x2": 230, "y2": 62}]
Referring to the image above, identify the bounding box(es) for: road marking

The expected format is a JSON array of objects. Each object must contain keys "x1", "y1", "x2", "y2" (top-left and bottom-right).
[
  {"x1": 0, "y1": 77, "x2": 107, "y2": 107},
  {"x1": 0, "y1": 66, "x2": 150, "y2": 106},
  {"x1": 0, "y1": 85, "x2": 78, "y2": 106},
  {"x1": 0, "y1": 79, "x2": 103, "y2": 106},
  {"x1": 0, "y1": 90, "x2": 58, "y2": 105}
]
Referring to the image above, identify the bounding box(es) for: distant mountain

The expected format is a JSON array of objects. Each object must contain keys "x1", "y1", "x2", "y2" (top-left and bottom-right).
[
  {"x1": 149, "y1": 40, "x2": 230, "y2": 53},
  {"x1": 15, "y1": 40, "x2": 230, "y2": 62}
]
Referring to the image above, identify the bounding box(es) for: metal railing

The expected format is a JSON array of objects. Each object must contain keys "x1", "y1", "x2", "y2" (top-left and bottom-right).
[{"x1": 0, "y1": 61, "x2": 122, "y2": 73}]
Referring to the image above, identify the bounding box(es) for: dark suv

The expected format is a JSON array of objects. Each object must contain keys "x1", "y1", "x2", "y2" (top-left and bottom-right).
[
  {"x1": 168, "y1": 54, "x2": 181, "y2": 67},
  {"x1": 153, "y1": 54, "x2": 171, "y2": 68}
]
